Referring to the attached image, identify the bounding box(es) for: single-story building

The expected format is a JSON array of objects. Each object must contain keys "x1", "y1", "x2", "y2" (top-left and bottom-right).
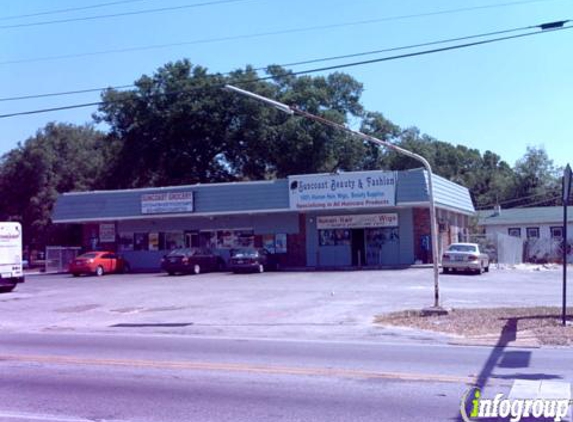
[
  {"x1": 52, "y1": 168, "x2": 474, "y2": 271},
  {"x1": 477, "y1": 206, "x2": 573, "y2": 262}
]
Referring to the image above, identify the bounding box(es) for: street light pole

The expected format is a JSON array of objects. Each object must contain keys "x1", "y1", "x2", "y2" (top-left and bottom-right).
[{"x1": 225, "y1": 85, "x2": 444, "y2": 312}]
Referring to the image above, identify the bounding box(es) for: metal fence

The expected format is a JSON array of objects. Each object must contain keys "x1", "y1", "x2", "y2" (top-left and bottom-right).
[
  {"x1": 465, "y1": 233, "x2": 524, "y2": 265},
  {"x1": 45, "y1": 246, "x2": 82, "y2": 273},
  {"x1": 465, "y1": 234, "x2": 573, "y2": 265}
]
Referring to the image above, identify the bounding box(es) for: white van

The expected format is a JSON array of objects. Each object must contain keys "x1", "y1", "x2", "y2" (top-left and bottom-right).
[{"x1": 0, "y1": 222, "x2": 25, "y2": 292}]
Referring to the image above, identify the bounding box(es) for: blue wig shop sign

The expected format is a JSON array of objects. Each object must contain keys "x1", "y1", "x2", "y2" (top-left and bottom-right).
[{"x1": 288, "y1": 171, "x2": 397, "y2": 211}]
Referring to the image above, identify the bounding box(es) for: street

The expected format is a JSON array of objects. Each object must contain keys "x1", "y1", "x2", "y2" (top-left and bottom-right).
[
  {"x1": 1, "y1": 332, "x2": 572, "y2": 422},
  {"x1": 2, "y1": 267, "x2": 572, "y2": 421}
]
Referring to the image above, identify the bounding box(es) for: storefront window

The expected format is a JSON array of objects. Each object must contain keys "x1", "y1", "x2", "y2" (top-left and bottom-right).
[
  {"x1": 235, "y1": 230, "x2": 254, "y2": 248},
  {"x1": 319, "y1": 229, "x2": 351, "y2": 246},
  {"x1": 214, "y1": 229, "x2": 254, "y2": 248},
  {"x1": 165, "y1": 232, "x2": 184, "y2": 250},
  {"x1": 118, "y1": 232, "x2": 134, "y2": 252},
  {"x1": 134, "y1": 233, "x2": 149, "y2": 251}
]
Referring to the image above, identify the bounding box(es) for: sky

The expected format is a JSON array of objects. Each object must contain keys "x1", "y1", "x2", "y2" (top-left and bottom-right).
[{"x1": 1, "y1": 0, "x2": 572, "y2": 169}]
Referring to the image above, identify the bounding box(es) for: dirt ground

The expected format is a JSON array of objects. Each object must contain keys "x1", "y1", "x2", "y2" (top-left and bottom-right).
[{"x1": 375, "y1": 307, "x2": 573, "y2": 346}]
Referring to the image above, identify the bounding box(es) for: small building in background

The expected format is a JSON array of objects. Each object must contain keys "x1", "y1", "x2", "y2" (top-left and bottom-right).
[
  {"x1": 477, "y1": 206, "x2": 573, "y2": 263},
  {"x1": 52, "y1": 168, "x2": 474, "y2": 271}
]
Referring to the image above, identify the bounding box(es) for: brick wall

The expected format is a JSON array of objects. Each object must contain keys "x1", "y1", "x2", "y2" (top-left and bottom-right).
[{"x1": 413, "y1": 208, "x2": 432, "y2": 263}]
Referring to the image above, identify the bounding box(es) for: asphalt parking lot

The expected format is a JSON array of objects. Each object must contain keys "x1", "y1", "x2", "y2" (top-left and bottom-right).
[{"x1": 0, "y1": 266, "x2": 568, "y2": 342}]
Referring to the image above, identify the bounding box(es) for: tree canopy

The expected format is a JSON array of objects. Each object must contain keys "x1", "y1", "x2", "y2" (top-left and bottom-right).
[{"x1": 0, "y1": 59, "x2": 562, "y2": 247}]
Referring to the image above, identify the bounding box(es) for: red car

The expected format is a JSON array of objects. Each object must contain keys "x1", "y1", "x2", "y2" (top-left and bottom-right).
[{"x1": 69, "y1": 251, "x2": 130, "y2": 277}]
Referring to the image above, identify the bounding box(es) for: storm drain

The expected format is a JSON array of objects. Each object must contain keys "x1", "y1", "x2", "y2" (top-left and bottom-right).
[{"x1": 111, "y1": 322, "x2": 193, "y2": 328}]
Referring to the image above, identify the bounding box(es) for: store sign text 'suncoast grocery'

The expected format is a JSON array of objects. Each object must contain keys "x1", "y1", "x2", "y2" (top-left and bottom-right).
[
  {"x1": 141, "y1": 191, "x2": 194, "y2": 214},
  {"x1": 288, "y1": 171, "x2": 396, "y2": 210}
]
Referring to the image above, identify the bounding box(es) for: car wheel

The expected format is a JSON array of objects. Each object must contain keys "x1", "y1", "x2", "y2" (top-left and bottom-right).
[
  {"x1": 258, "y1": 264, "x2": 264, "y2": 273},
  {"x1": 0, "y1": 284, "x2": 16, "y2": 293},
  {"x1": 122, "y1": 263, "x2": 131, "y2": 274},
  {"x1": 167, "y1": 271, "x2": 175, "y2": 276},
  {"x1": 477, "y1": 265, "x2": 484, "y2": 275},
  {"x1": 193, "y1": 264, "x2": 201, "y2": 275},
  {"x1": 442, "y1": 267, "x2": 449, "y2": 274},
  {"x1": 484, "y1": 264, "x2": 490, "y2": 273},
  {"x1": 95, "y1": 266, "x2": 104, "y2": 277},
  {"x1": 72, "y1": 273, "x2": 80, "y2": 277}
]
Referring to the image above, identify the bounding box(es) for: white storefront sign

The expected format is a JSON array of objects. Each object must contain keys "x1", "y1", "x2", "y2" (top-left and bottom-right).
[
  {"x1": 317, "y1": 213, "x2": 399, "y2": 229},
  {"x1": 99, "y1": 223, "x2": 116, "y2": 242},
  {"x1": 141, "y1": 191, "x2": 194, "y2": 214},
  {"x1": 288, "y1": 171, "x2": 396, "y2": 210}
]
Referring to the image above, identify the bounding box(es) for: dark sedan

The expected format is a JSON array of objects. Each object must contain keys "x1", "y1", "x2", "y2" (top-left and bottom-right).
[
  {"x1": 161, "y1": 248, "x2": 222, "y2": 275},
  {"x1": 229, "y1": 248, "x2": 278, "y2": 273}
]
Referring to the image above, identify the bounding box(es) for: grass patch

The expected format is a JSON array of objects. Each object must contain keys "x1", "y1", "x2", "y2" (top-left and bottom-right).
[{"x1": 375, "y1": 307, "x2": 573, "y2": 346}]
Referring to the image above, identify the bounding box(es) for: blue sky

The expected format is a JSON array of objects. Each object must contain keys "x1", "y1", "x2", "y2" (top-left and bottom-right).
[{"x1": 1, "y1": 0, "x2": 572, "y2": 169}]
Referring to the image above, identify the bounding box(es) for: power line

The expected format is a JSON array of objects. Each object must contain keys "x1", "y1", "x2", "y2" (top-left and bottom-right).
[
  {"x1": 0, "y1": 0, "x2": 258, "y2": 30},
  {"x1": 477, "y1": 189, "x2": 561, "y2": 210},
  {"x1": 515, "y1": 194, "x2": 561, "y2": 208},
  {"x1": 0, "y1": 23, "x2": 539, "y2": 103},
  {"x1": 0, "y1": 22, "x2": 571, "y2": 119},
  {"x1": 0, "y1": 0, "x2": 559, "y2": 30},
  {"x1": 0, "y1": 1, "x2": 560, "y2": 66},
  {"x1": 0, "y1": 0, "x2": 152, "y2": 22}
]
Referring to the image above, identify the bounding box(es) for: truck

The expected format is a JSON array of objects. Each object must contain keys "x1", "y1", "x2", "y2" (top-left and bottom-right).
[{"x1": 0, "y1": 222, "x2": 25, "y2": 292}]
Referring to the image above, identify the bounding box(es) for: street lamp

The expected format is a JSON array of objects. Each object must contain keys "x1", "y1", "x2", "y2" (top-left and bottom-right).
[{"x1": 225, "y1": 84, "x2": 445, "y2": 314}]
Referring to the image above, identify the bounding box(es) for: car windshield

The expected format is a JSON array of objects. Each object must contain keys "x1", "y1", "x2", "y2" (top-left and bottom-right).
[
  {"x1": 448, "y1": 244, "x2": 477, "y2": 253},
  {"x1": 77, "y1": 252, "x2": 99, "y2": 259},
  {"x1": 232, "y1": 248, "x2": 259, "y2": 258}
]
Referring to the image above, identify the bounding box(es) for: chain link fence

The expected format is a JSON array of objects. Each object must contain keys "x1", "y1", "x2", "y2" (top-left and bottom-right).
[{"x1": 45, "y1": 246, "x2": 82, "y2": 273}]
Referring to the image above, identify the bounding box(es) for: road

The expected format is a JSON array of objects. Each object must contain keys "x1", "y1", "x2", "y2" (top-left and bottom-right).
[{"x1": 1, "y1": 332, "x2": 572, "y2": 422}]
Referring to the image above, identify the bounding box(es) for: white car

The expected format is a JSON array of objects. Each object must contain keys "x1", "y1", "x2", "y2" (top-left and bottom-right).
[{"x1": 442, "y1": 242, "x2": 490, "y2": 274}]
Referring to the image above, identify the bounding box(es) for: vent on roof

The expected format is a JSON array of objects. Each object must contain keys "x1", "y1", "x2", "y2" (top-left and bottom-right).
[{"x1": 492, "y1": 204, "x2": 502, "y2": 217}]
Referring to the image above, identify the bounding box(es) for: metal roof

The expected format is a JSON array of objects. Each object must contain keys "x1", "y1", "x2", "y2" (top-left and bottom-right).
[
  {"x1": 477, "y1": 206, "x2": 573, "y2": 226},
  {"x1": 53, "y1": 168, "x2": 475, "y2": 223}
]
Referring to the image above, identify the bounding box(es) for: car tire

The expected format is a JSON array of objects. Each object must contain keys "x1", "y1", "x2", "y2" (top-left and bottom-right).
[
  {"x1": 193, "y1": 264, "x2": 201, "y2": 275},
  {"x1": 72, "y1": 273, "x2": 80, "y2": 277},
  {"x1": 0, "y1": 284, "x2": 16, "y2": 293},
  {"x1": 484, "y1": 264, "x2": 490, "y2": 273},
  {"x1": 95, "y1": 266, "x2": 104, "y2": 277},
  {"x1": 167, "y1": 271, "x2": 175, "y2": 276},
  {"x1": 122, "y1": 263, "x2": 131, "y2": 274},
  {"x1": 442, "y1": 267, "x2": 449, "y2": 274}
]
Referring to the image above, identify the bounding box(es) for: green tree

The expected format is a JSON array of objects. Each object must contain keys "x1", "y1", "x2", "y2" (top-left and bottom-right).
[
  {"x1": 0, "y1": 123, "x2": 110, "y2": 248},
  {"x1": 95, "y1": 61, "x2": 371, "y2": 184}
]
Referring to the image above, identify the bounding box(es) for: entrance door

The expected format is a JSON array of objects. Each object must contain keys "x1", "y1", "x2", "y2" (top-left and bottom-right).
[
  {"x1": 185, "y1": 231, "x2": 199, "y2": 248},
  {"x1": 351, "y1": 229, "x2": 365, "y2": 267}
]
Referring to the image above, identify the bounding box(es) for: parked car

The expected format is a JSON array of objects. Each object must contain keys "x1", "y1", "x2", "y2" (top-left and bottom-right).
[
  {"x1": 442, "y1": 242, "x2": 490, "y2": 274},
  {"x1": 69, "y1": 251, "x2": 130, "y2": 277},
  {"x1": 229, "y1": 248, "x2": 278, "y2": 273},
  {"x1": 161, "y1": 248, "x2": 223, "y2": 275}
]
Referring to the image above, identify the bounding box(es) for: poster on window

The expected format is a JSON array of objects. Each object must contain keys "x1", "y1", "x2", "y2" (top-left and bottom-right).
[
  {"x1": 262, "y1": 234, "x2": 276, "y2": 253},
  {"x1": 275, "y1": 233, "x2": 287, "y2": 253},
  {"x1": 217, "y1": 230, "x2": 236, "y2": 248},
  {"x1": 235, "y1": 230, "x2": 254, "y2": 248},
  {"x1": 148, "y1": 232, "x2": 159, "y2": 251},
  {"x1": 99, "y1": 223, "x2": 116, "y2": 243}
]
